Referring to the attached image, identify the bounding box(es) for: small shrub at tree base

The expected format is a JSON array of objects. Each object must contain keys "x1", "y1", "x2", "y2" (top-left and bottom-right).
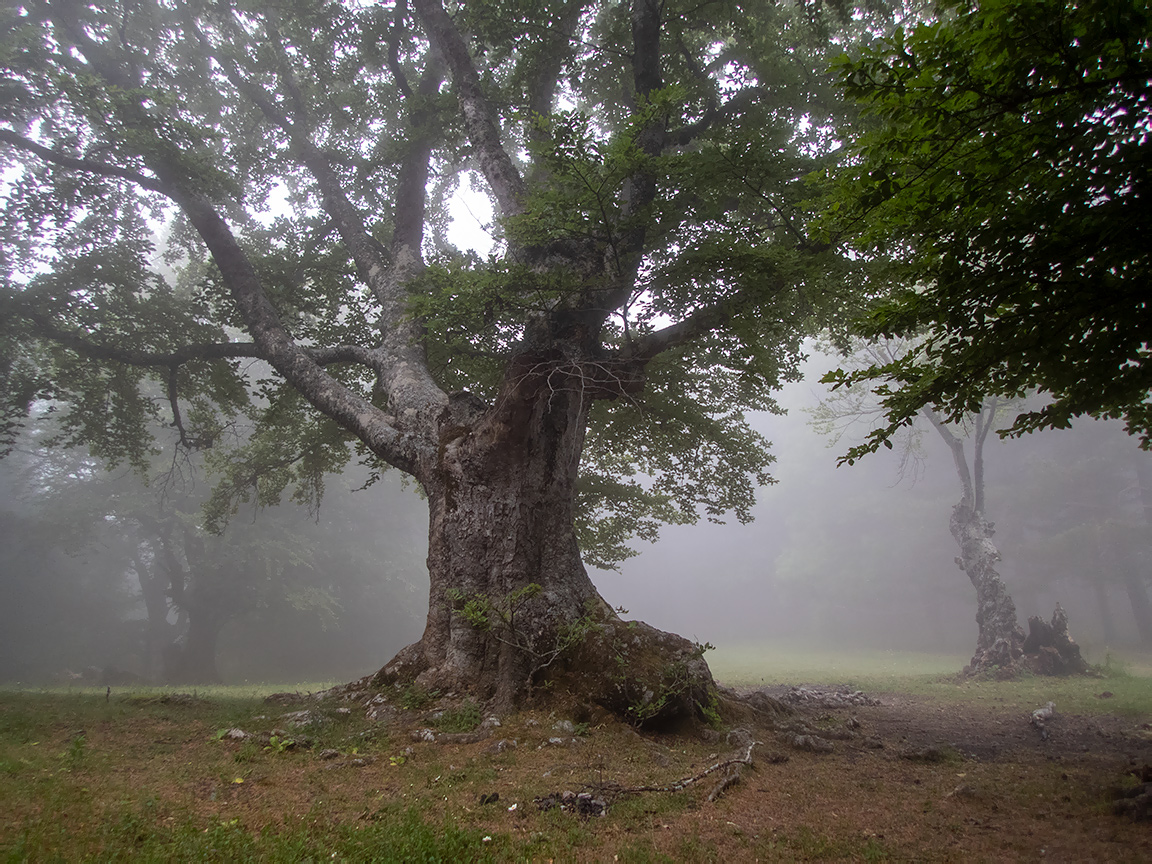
[
  {"x1": 398, "y1": 683, "x2": 438, "y2": 711},
  {"x1": 433, "y1": 701, "x2": 483, "y2": 734}
]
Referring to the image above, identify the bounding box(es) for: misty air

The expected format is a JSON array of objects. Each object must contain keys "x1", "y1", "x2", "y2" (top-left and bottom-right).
[{"x1": 1, "y1": 0, "x2": 1150, "y2": 859}]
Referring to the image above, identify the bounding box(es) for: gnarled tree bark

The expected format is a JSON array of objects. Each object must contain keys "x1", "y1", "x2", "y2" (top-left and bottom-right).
[
  {"x1": 924, "y1": 405, "x2": 1027, "y2": 673},
  {"x1": 925, "y1": 404, "x2": 1089, "y2": 676},
  {"x1": 948, "y1": 500, "x2": 1026, "y2": 672}
]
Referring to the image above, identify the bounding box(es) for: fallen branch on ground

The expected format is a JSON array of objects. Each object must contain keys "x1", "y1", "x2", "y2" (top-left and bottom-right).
[{"x1": 590, "y1": 741, "x2": 760, "y2": 798}]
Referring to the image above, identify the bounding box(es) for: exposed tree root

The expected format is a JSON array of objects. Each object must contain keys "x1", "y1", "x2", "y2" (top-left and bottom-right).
[{"x1": 965, "y1": 603, "x2": 1093, "y2": 678}]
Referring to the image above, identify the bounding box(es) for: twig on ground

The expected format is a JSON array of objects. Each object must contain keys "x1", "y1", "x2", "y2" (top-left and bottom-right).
[{"x1": 594, "y1": 741, "x2": 759, "y2": 797}]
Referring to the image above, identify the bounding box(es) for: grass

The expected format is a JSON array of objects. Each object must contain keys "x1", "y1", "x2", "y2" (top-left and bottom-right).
[
  {"x1": 709, "y1": 642, "x2": 1152, "y2": 716},
  {"x1": 707, "y1": 644, "x2": 970, "y2": 687},
  {"x1": 8, "y1": 804, "x2": 503, "y2": 862},
  {"x1": 2, "y1": 651, "x2": 1150, "y2": 861},
  {"x1": 0, "y1": 681, "x2": 340, "y2": 699}
]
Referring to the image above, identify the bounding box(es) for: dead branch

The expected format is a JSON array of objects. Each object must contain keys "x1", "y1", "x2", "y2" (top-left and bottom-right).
[
  {"x1": 705, "y1": 766, "x2": 743, "y2": 802},
  {"x1": 595, "y1": 741, "x2": 759, "y2": 797}
]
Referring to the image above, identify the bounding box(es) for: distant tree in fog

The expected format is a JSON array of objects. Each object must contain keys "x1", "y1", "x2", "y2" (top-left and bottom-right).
[
  {"x1": 0, "y1": 427, "x2": 426, "y2": 684},
  {"x1": 999, "y1": 424, "x2": 1152, "y2": 647},
  {"x1": 816, "y1": 338, "x2": 1088, "y2": 676}
]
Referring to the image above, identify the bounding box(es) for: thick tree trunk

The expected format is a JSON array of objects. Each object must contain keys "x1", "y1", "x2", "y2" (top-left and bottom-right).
[
  {"x1": 373, "y1": 357, "x2": 715, "y2": 725},
  {"x1": 165, "y1": 609, "x2": 222, "y2": 684},
  {"x1": 950, "y1": 503, "x2": 1026, "y2": 674},
  {"x1": 133, "y1": 551, "x2": 175, "y2": 683},
  {"x1": 1124, "y1": 571, "x2": 1152, "y2": 646}
]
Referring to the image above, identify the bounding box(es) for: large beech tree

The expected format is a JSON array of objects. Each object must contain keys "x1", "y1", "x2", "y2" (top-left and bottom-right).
[{"x1": 0, "y1": 0, "x2": 857, "y2": 721}]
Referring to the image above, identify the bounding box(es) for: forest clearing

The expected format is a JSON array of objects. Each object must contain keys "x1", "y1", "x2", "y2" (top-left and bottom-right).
[
  {"x1": 3, "y1": 1, "x2": 1151, "y2": 860},
  {"x1": 3, "y1": 649, "x2": 1150, "y2": 862}
]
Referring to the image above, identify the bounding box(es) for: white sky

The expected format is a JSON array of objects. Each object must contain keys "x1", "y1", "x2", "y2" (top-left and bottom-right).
[{"x1": 446, "y1": 174, "x2": 496, "y2": 257}]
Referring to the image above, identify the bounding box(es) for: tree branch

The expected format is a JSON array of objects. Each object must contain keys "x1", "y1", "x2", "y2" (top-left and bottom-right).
[
  {"x1": 606, "y1": 741, "x2": 759, "y2": 795},
  {"x1": 665, "y1": 89, "x2": 761, "y2": 150},
  {"x1": 626, "y1": 303, "x2": 732, "y2": 361},
  {"x1": 624, "y1": 277, "x2": 787, "y2": 362},
  {"x1": 26, "y1": 309, "x2": 381, "y2": 372},
  {"x1": 163, "y1": 188, "x2": 416, "y2": 469},
  {"x1": 23, "y1": 311, "x2": 262, "y2": 366},
  {"x1": 385, "y1": 0, "x2": 414, "y2": 99},
  {"x1": 0, "y1": 129, "x2": 168, "y2": 194},
  {"x1": 412, "y1": 0, "x2": 527, "y2": 218},
  {"x1": 972, "y1": 398, "x2": 997, "y2": 513},
  {"x1": 526, "y1": 0, "x2": 590, "y2": 121},
  {"x1": 922, "y1": 405, "x2": 975, "y2": 511},
  {"x1": 587, "y1": 0, "x2": 667, "y2": 320},
  {"x1": 184, "y1": 14, "x2": 448, "y2": 441}
]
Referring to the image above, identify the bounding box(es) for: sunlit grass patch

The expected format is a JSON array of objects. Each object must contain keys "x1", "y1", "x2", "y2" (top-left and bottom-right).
[
  {"x1": 708, "y1": 641, "x2": 1152, "y2": 717},
  {"x1": 707, "y1": 643, "x2": 968, "y2": 687}
]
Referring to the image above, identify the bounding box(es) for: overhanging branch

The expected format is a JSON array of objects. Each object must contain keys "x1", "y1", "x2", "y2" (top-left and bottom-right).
[
  {"x1": 24, "y1": 312, "x2": 261, "y2": 366},
  {"x1": 27, "y1": 309, "x2": 381, "y2": 372},
  {"x1": 0, "y1": 129, "x2": 169, "y2": 194},
  {"x1": 412, "y1": 0, "x2": 527, "y2": 218}
]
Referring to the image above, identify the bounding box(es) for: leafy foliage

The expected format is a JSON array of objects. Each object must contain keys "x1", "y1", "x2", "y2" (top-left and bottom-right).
[
  {"x1": 823, "y1": 0, "x2": 1152, "y2": 460},
  {"x1": 1, "y1": 0, "x2": 868, "y2": 572}
]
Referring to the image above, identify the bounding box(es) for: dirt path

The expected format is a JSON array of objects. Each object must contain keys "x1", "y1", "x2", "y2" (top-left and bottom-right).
[{"x1": 695, "y1": 686, "x2": 1152, "y2": 862}]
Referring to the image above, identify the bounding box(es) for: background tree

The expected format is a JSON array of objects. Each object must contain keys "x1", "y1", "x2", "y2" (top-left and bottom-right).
[
  {"x1": 821, "y1": 0, "x2": 1152, "y2": 456},
  {"x1": 0, "y1": 0, "x2": 870, "y2": 720},
  {"x1": 999, "y1": 422, "x2": 1152, "y2": 648},
  {"x1": 0, "y1": 419, "x2": 428, "y2": 685},
  {"x1": 0, "y1": 445, "x2": 137, "y2": 682},
  {"x1": 815, "y1": 338, "x2": 1088, "y2": 674}
]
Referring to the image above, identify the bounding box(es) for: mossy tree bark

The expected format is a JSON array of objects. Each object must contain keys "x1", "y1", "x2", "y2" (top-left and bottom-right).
[{"x1": 374, "y1": 347, "x2": 715, "y2": 721}]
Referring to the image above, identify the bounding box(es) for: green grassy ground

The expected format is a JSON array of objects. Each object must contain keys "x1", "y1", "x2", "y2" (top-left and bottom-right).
[
  {"x1": 2, "y1": 651, "x2": 1150, "y2": 862},
  {"x1": 709, "y1": 642, "x2": 1152, "y2": 716},
  {"x1": 707, "y1": 645, "x2": 971, "y2": 687}
]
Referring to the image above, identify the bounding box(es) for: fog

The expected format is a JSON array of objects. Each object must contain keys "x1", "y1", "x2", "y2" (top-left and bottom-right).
[
  {"x1": 2, "y1": 351, "x2": 1149, "y2": 685},
  {"x1": 600, "y1": 362, "x2": 1151, "y2": 659}
]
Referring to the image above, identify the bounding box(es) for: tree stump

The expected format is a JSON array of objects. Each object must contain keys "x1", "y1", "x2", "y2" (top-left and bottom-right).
[{"x1": 1021, "y1": 604, "x2": 1089, "y2": 676}]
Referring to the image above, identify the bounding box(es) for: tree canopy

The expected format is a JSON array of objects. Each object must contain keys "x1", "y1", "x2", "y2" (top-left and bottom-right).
[
  {"x1": 0, "y1": 0, "x2": 857, "y2": 566},
  {"x1": 822, "y1": 0, "x2": 1152, "y2": 460}
]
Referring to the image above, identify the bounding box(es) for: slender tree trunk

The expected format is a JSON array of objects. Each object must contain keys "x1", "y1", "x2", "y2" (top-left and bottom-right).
[
  {"x1": 950, "y1": 502, "x2": 1026, "y2": 672},
  {"x1": 374, "y1": 356, "x2": 714, "y2": 723},
  {"x1": 1131, "y1": 458, "x2": 1152, "y2": 645},
  {"x1": 1123, "y1": 571, "x2": 1152, "y2": 645},
  {"x1": 1093, "y1": 579, "x2": 1117, "y2": 644},
  {"x1": 923, "y1": 405, "x2": 1026, "y2": 674}
]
